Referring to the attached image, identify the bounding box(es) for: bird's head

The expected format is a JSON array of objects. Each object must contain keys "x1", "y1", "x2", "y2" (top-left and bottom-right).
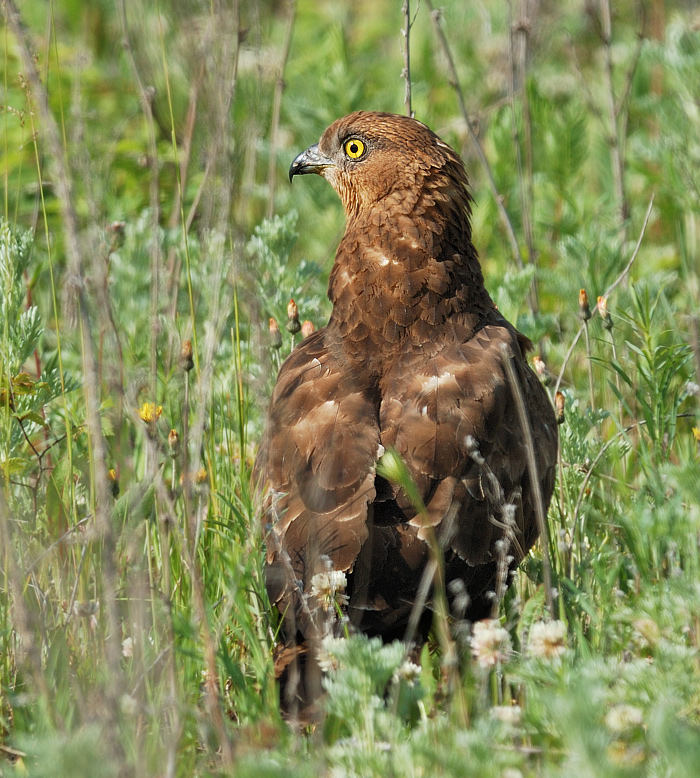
[{"x1": 289, "y1": 111, "x2": 471, "y2": 218}]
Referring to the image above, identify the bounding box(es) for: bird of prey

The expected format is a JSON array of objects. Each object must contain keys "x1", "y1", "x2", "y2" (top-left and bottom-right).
[{"x1": 255, "y1": 111, "x2": 557, "y2": 704}]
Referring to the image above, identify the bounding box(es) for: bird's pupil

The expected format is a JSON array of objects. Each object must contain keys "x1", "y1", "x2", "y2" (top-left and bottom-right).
[{"x1": 350, "y1": 143, "x2": 358, "y2": 154}]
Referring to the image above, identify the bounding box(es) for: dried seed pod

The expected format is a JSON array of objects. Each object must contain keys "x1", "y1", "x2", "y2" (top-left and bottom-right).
[
  {"x1": 168, "y1": 429, "x2": 180, "y2": 458},
  {"x1": 555, "y1": 391, "x2": 565, "y2": 425},
  {"x1": 269, "y1": 317, "x2": 283, "y2": 349},
  {"x1": 532, "y1": 355, "x2": 552, "y2": 387},
  {"x1": 181, "y1": 339, "x2": 194, "y2": 372},
  {"x1": 597, "y1": 296, "x2": 613, "y2": 331},
  {"x1": 286, "y1": 298, "x2": 301, "y2": 334},
  {"x1": 579, "y1": 289, "x2": 591, "y2": 322},
  {"x1": 107, "y1": 468, "x2": 120, "y2": 498}
]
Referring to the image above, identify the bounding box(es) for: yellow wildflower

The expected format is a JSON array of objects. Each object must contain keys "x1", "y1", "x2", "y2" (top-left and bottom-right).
[{"x1": 137, "y1": 402, "x2": 162, "y2": 424}]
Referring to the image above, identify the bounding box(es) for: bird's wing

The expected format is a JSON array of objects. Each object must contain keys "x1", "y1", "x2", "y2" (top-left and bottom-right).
[
  {"x1": 255, "y1": 328, "x2": 381, "y2": 609},
  {"x1": 379, "y1": 322, "x2": 557, "y2": 567}
]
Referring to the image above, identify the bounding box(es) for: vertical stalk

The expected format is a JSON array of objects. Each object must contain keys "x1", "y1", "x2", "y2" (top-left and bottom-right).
[
  {"x1": 402, "y1": 0, "x2": 414, "y2": 117},
  {"x1": 266, "y1": 0, "x2": 297, "y2": 220}
]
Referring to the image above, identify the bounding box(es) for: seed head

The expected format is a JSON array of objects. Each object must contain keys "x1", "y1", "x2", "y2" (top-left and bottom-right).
[
  {"x1": 286, "y1": 298, "x2": 301, "y2": 334},
  {"x1": 579, "y1": 288, "x2": 591, "y2": 321},
  {"x1": 555, "y1": 391, "x2": 565, "y2": 424},
  {"x1": 269, "y1": 317, "x2": 282, "y2": 349},
  {"x1": 107, "y1": 221, "x2": 126, "y2": 251},
  {"x1": 180, "y1": 340, "x2": 194, "y2": 372},
  {"x1": 107, "y1": 468, "x2": 120, "y2": 498},
  {"x1": 301, "y1": 319, "x2": 315, "y2": 338},
  {"x1": 597, "y1": 296, "x2": 613, "y2": 330},
  {"x1": 168, "y1": 429, "x2": 180, "y2": 457},
  {"x1": 533, "y1": 354, "x2": 546, "y2": 379}
]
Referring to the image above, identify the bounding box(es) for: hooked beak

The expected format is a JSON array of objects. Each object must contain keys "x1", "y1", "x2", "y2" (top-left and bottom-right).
[{"x1": 288, "y1": 144, "x2": 334, "y2": 182}]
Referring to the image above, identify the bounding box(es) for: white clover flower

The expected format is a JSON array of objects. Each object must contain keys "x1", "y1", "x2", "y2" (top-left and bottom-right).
[
  {"x1": 396, "y1": 660, "x2": 422, "y2": 685},
  {"x1": 121, "y1": 636, "x2": 134, "y2": 658},
  {"x1": 470, "y1": 619, "x2": 512, "y2": 668},
  {"x1": 120, "y1": 693, "x2": 138, "y2": 717},
  {"x1": 528, "y1": 620, "x2": 567, "y2": 660},
  {"x1": 317, "y1": 636, "x2": 344, "y2": 673},
  {"x1": 605, "y1": 704, "x2": 644, "y2": 733},
  {"x1": 310, "y1": 569, "x2": 349, "y2": 610},
  {"x1": 491, "y1": 705, "x2": 522, "y2": 726}
]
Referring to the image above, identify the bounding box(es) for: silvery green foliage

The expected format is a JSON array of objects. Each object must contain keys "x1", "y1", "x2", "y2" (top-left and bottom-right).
[
  {"x1": 0, "y1": 220, "x2": 38, "y2": 373},
  {"x1": 247, "y1": 210, "x2": 327, "y2": 334},
  {"x1": 321, "y1": 635, "x2": 424, "y2": 738},
  {"x1": 0, "y1": 222, "x2": 75, "y2": 465}
]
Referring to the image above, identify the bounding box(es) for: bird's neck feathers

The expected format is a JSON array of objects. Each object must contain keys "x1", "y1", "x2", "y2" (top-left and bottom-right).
[{"x1": 326, "y1": 162, "x2": 495, "y2": 364}]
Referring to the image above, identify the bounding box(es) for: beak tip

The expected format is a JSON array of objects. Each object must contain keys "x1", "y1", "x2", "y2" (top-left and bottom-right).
[{"x1": 288, "y1": 144, "x2": 330, "y2": 183}]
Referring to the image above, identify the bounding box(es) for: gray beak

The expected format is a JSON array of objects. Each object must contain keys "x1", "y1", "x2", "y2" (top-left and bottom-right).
[{"x1": 289, "y1": 144, "x2": 334, "y2": 182}]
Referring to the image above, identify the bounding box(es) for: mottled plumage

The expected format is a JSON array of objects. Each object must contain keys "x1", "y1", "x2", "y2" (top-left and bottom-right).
[{"x1": 254, "y1": 112, "x2": 557, "y2": 704}]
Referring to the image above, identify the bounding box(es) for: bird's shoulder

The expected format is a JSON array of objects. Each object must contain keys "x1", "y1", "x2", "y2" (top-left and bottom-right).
[
  {"x1": 379, "y1": 319, "x2": 557, "y2": 524},
  {"x1": 256, "y1": 327, "x2": 382, "y2": 595}
]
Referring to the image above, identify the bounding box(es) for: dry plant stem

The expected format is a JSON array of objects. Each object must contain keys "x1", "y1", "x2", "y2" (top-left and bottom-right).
[
  {"x1": 151, "y1": 471, "x2": 235, "y2": 765},
  {"x1": 689, "y1": 315, "x2": 700, "y2": 387},
  {"x1": 117, "y1": 0, "x2": 162, "y2": 401},
  {"x1": 600, "y1": 0, "x2": 629, "y2": 237},
  {"x1": 500, "y1": 343, "x2": 555, "y2": 619},
  {"x1": 164, "y1": 72, "x2": 204, "y2": 334},
  {"x1": 554, "y1": 195, "x2": 654, "y2": 397},
  {"x1": 426, "y1": 0, "x2": 527, "y2": 278},
  {"x1": 266, "y1": 0, "x2": 297, "y2": 220},
  {"x1": 402, "y1": 517, "x2": 468, "y2": 726},
  {"x1": 608, "y1": 329, "x2": 624, "y2": 420},
  {"x1": 3, "y1": 0, "x2": 122, "y2": 683},
  {"x1": 583, "y1": 319, "x2": 596, "y2": 412},
  {"x1": 401, "y1": 0, "x2": 414, "y2": 118},
  {"x1": 507, "y1": 0, "x2": 539, "y2": 315},
  {"x1": 0, "y1": 495, "x2": 56, "y2": 721},
  {"x1": 159, "y1": 5, "x2": 239, "y2": 762}
]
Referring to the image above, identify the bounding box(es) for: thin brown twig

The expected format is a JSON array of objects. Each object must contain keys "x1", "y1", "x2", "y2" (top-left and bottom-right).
[
  {"x1": 401, "y1": 0, "x2": 415, "y2": 118},
  {"x1": 425, "y1": 0, "x2": 527, "y2": 276},
  {"x1": 582, "y1": 317, "x2": 596, "y2": 412},
  {"x1": 500, "y1": 344, "x2": 555, "y2": 620},
  {"x1": 507, "y1": 0, "x2": 538, "y2": 315},
  {"x1": 554, "y1": 195, "x2": 654, "y2": 397},
  {"x1": 599, "y1": 0, "x2": 629, "y2": 236},
  {"x1": 117, "y1": 0, "x2": 163, "y2": 410},
  {"x1": 266, "y1": 0, "x2": 297, "y2": 220}
]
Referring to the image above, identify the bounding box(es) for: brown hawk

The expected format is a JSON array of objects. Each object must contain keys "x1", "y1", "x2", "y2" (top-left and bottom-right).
[{"x1": 254, "y1": 111, "x2": 557, "y2": 704}]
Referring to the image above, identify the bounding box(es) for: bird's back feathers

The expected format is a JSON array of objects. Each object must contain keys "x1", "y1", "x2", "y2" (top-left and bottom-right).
[{"x1": 255, "y1": 111, "x2": 557, "y2": 671}]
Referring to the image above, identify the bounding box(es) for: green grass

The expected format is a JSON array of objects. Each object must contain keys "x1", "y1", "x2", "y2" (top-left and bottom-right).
[{"x1": 1, "y1": 1, "x2": 700, "y2": 775}]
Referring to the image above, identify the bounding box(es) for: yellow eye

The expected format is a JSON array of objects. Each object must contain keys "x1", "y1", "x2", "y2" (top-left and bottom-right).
[{"x1": 344, "y1": 138, "x2": 365, "y2": 159}]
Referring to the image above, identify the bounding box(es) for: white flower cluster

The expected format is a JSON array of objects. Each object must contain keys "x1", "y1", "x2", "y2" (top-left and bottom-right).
[
  {"x1": 310, "y1": 569, "x2": 349, "y2": 610},
  {"x1": 470, "y1": 619, "x2": 512, "y2": 668},
  {"x1": 491, "y1": 705, "x2": 522, "y2": 726},
  {"x1": 396, "y1": 660, "x2": 422, "y2": 685},
  {"x1": 605, "y1": 704, "x2": 644, "y2": 733},
  {"x1": 528, "y1": 620, "x2": 568, "y2": 660}
]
